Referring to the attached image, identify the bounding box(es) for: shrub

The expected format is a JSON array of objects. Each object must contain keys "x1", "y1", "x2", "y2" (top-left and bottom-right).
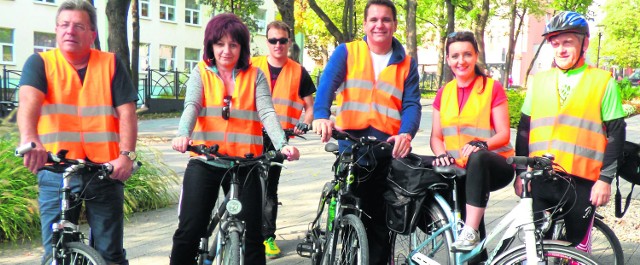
[
  {"x1": 0, "y1": 122, "x2": 179, "y2": 242},
  {"x1": 618, "y1": 78, "x2": 639, "y2": 102},
  {"x1": 507, "y1": 89, "x2": 526, "y2": 128},
  {"x1": 623, "y1": 103, "x2": 637, "y2": 117}
]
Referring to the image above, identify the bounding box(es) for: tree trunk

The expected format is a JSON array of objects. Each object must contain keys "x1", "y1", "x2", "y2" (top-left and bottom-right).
[
  {"x1": 272, "y1": 0, "x2": 295, "y2": 35},
  {"x1": 308, "y1": 0, "x2": 345, "y2": 43},
  {"x1": 131, "y1": 0, "x2": 140, "y2": 97},
  {"x1": 88, "y1": 0, "x2": 101, "y2": 50},
  {"x1": 405, "y1": 0, "x2": 417, "y2": 60},
  {"x1": 441, "y1": 0, "x2": 455, "y2": 86},
  {"x1": 524, "y1": 40, "x2": 544, "y2": 88},
  {"x1": 474, "y1": 0, "x2": 490, "y2": 69},
  {"x1": 503, "y1": 0, "x2": 517, "y2": 87},
  {"x1": 106, "y1": 0, "x2": 132, "y2": 69}
]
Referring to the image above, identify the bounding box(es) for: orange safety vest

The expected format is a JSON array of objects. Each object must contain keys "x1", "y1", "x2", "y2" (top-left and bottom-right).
[
  {"x1": 38, "y1": 49, "x2": 119, "y2": 163},
  {"x1": 191, "y1": 62, "x2": 263, "y2": 157},
  {"x1": 529, "y1": 67, "x2": 610, "y2": 181},
  {"x1": 335, "y1": 40, "x2": 411, "y2": 135},
  {"x1": 251, "y1": 56, "x2": 303, "y2": 129},
  {"x1": 440, "y1": 76, "x2": 514, "y2": 167}
]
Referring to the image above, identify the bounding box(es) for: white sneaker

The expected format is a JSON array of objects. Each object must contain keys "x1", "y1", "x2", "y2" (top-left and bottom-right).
[{"x1": 451, "y1": 226, "x2": 479, "y2": 252}]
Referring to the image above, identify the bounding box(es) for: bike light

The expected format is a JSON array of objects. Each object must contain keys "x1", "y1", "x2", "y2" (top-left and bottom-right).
[{"x1": 226, "y1": 199, "x2": 242, "y2": 215}]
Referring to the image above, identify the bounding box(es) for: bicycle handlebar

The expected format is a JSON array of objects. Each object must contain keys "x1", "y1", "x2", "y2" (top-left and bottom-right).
[
  {"x1": 330, "y1": 129, "x2": 393, "y2": 149},
  {"x1": 506, "y1": 155, "x2": 555, "y2": 171},
  {"x1": 15, "y1": 142, "x2": 142, "y2": 174},
  {"x1": 186, "y1": 144, "x2": 286, "y2": 167}
]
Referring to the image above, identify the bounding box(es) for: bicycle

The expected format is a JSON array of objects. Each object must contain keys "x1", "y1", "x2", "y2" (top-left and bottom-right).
[
  {"x1": 296, "y1": 129, "x2": 393, "y2": 265},
  {"x1": 188, "y1": 144, "x2": 285, "y2": 265},
  {"x1": 391, "y1": 154, "x2": 600, "y2": 264},
  {"x1": 15, "y1": 142, "x2": 141, "y2": 265}
]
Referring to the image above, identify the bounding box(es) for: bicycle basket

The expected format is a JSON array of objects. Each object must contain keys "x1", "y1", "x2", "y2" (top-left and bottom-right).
[{"x1": 384, "y1": 153, "x2": 445, "y2": 235}]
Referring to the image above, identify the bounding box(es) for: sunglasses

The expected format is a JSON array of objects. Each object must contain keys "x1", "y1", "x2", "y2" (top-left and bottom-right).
[
  {"x1": 222, "y1": 96, "x2": 232, "y2": 120},
  {"x1": 267, "y1": 38, "x2": 289, "y2": 45}
]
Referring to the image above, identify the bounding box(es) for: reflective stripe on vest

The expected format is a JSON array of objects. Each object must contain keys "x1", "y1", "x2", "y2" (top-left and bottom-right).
[
  {"x1": 38, "y1": 49, "x2": 119, "y2": 163},
  {"x1": 440, "y1": 76, "x2": 514, "y2": 167},
  {"x1": 251, "y1": 56, "x2": 304, "y2": 129},
  {"x1": 529, "y1": 67, "x2": 610, "y2": 181},
  {"x1": 192, "y1": 62, "x2": 263, "y2": 156},
  {"x1": 335, "y1": 40, "x2": 410, "y2": 135}
]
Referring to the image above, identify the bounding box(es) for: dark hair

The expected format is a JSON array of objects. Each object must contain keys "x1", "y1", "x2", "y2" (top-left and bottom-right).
[
  {"x1": 445, "y1": 31, "x2": 485, "y2": 78},
  {"x1": 266, "y1": 21, "x2": 291, "y2": 38},
  {"x1": 364, "y1": 0, "x2": 397, "y2": 21},
  {"x1": 202, "y1": 13, "x2": 251, "y2": 70},
  {"x1": 57, "y1": 0, "x2": 97, "y2": 31}
]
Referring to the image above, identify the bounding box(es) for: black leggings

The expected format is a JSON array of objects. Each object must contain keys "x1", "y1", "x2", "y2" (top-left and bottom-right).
[
  {"x1": 463, "y1": 150, "x2": 515, "y2": 208},
  {"x1": 531, "y1": 175, "x2": 595, "y2": 245}
]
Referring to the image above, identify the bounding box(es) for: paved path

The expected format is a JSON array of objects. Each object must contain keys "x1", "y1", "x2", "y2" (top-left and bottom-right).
[{"x1": 2, "y1": 99, "x2": 640, "y2": 264}]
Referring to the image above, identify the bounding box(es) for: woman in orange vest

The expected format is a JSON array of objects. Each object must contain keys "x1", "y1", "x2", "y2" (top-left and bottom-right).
[
  {"x1": 430, "y1": 31, "x2": 514, "y2": 252},
  {"x1": 168, "y1": 14, "x2": 300, "y2": 265}
]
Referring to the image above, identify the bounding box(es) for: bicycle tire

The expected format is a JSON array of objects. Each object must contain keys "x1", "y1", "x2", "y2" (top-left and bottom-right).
[
  {"x1": 322, "y1": 214, "x2": 369, "y2": 265},
  {"x1": 392, "y1": 200, "x2": 454, "y2": 265},
  {"x1": 42, "y1": 242, "x2": 107, "y2": 265},
  {"x1": 222, "y1": 231, "x2": 241, "y2": 265},
  {"x1": 491, "y1": 243, "x2": 599, "y2": 265},
  {"x1": 199, "y1": 187, "x2": 226, "y2": 265},
  {"x1": 554, "y1": 217, "x2": 624, "y2": 265}
]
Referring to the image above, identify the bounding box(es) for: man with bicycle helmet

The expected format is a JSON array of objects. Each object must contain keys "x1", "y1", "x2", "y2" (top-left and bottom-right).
[{"x1": 515, "y1": 11, "x2": 626, "y2": 248}]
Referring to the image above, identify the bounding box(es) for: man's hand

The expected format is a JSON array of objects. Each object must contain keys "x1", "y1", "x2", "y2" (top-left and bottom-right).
[
  {"x1": 590, "y1": 180, "x2": 611, "y2": 207},
  {"x1": 294, "y1": 122, "x2": 310, "y2": 135},
  {"x1": 22, "y1": 140, "x2": 47, "y2": 174},
  {"x1": 172, "y1": 136, "x2": 192, "y2": 153},
  {"x1": 387, "y1": 134, "x2": 412, "y2": 158},
  {"x1": 109, "y1": 155, "x2": 134, "y2": 182},
  {"x1": 312, "y1": 119, "x2": 334, "y2": 143},
  {"x1": 281, "y1": 145, "x2": 300, "y2": 161}
]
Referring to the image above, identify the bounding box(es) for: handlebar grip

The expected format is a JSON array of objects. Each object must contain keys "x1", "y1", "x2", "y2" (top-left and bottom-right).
[
  {"x1": 506, "y1": 156, "x2": 535, "y2": 166},
  {"x1": 15, "y1": 142, "x2": 36, "y2": 156}
]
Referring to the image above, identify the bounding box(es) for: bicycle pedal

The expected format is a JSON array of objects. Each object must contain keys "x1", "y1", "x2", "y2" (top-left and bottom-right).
[
  {"x1": 296, "y1": 241, "x2": 314, "y2": 257},
  {"x1": 411, "y1": 253, "x2": 439, "y2": 265}
]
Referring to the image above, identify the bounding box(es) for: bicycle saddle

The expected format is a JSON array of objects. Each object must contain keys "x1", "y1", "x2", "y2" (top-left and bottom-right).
[{"x1": 434, "y1": 165, "x2": 466, "y2": 179}]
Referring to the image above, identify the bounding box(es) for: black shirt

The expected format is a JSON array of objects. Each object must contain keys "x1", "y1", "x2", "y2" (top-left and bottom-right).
[
  {"x1": 19, "y1": 53, "x2": 138, "y2": 107},
  {"x1": 267, "y1": 63, "x2": 316, "y2": 98}
]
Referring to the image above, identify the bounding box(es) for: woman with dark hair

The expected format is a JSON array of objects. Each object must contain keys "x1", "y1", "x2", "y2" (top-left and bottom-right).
[
  {"x1": 430, "y1": 31, "x2": 514, "y2": 252},
  {"x1": 169, "y1": 13, "x2": 300, "y2": 265}
]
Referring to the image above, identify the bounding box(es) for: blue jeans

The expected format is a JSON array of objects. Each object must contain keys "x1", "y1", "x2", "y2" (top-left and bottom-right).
[{"x1": 38, "y1": 170, "x2": 128, "y2": 265}]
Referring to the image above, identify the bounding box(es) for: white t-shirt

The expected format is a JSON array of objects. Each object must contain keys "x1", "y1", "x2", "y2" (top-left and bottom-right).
[{"x1": 370, "y1": 50, "x2": 392, "y2": 81}]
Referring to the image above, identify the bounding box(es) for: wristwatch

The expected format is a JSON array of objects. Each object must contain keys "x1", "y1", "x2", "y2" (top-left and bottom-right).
[{"x1": 120, "y1": 150, "x2": 137, "y2": 161}]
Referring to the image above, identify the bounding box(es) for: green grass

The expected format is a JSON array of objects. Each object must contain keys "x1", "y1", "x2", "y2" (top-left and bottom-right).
[{"x1": 0, "y1": 119, "x2": 179, "y2": 242}]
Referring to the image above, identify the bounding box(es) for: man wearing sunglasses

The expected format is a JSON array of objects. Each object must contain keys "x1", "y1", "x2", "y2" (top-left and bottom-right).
[
  {"x1": 312, "y1": 0, "x2": 421, "y2": 264},
  {"x1": 251, "y1": 20, "x2": 316, "y2": 259}
]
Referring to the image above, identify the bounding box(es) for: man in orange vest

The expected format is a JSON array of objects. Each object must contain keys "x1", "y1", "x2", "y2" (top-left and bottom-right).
[
  {"x1": 515, "y1": 11, "x2": 625, "y2": 249},
  {"x1": 313, "y1": 0, "x2": 421, "y2": 263},
  {"x1": 17, "y1": 1, "x2": 138, "y2": 264},
  {"x1": 251, "y1": 21, "x2": 316, "y2": 259}
]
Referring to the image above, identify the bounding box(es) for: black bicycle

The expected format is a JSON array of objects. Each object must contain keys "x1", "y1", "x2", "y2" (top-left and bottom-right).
[
  {"x1": 188, "y1": 144, "x2": 285, "y2": 265},
  {"x1": 15, "y1": 143, "x2": 141, "y2": 265},
  {"x1": 297, "y1": 129, "x2": 392, "y2": 265}
]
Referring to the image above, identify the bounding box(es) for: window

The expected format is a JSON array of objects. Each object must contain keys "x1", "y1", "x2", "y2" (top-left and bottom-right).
[
  {"x1": 160, "y1": 0, "x2": 176, "y2": 22},
  {"x1": 184, "y1": 48, "x2": 200, "y2": 72},
  {"x1": 140, "y1": 0, "x2": 150, "y2": 18},
  {"x1": 0, "y1": 28, "x2": 14, "y2": 64},
  {"x1": 159, "y1": 45, "x2": 176, "y2": 72},
  {"x1": 255, "y1": 9, "x2": 267, "y2": 35},
  {"x1": 34, "y1": 0, "x2": 55, "y2": 3},
  {"x1": 185, "y1": 0, "x2": 200, "y2": 25},
  {"x1": 34, "y1": 32, "x2": 56, "y2": 53},
  {"x1": 139, "y1": 43, "x2": 150, "y2": 71}
]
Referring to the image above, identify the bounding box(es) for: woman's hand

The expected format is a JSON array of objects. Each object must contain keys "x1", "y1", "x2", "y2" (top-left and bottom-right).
[
  {"x1": 281, "y1": 145, "x2": 300, "y2": 161},
  {"x1": 172, "y1": 136, "x2": 191, "y2": 153},
  {"x1": 432, "y1": 153, "x2": 455, "y2": 166}
]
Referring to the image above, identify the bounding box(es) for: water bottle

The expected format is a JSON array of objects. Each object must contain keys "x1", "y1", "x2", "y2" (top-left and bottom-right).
[{"x1": 327, "y1": 197, "x2": 337, "y2": 231}]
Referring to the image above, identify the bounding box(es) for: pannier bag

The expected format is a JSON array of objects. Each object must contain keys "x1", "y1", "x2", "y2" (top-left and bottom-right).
[
  {"x1": 615, "y1": 141, "x2": 640, "y2": 217},
  {"x1": 384, "y1": 153, "x2": 446, "y2": 235}
]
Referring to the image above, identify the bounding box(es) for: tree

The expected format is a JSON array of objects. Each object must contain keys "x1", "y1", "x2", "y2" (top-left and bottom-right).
[
  {"x1": 106, "y1": 0, "x2": 132, "y2": 69},
  {"x1": 201, "y1": 0, "x2": 264, "y2": 33},
  {"x1": 405, "y1": 0, "x2": 418, "y2": 60},
  {"x1": 600, "y1": 0, "x2": 640, "y2": 69},
  {"x1": 131, "y1": 0, "x2": 140, "y2": 94},
  {"x1": 88, "y1": 0, "x2": 101, "y2": 50}
]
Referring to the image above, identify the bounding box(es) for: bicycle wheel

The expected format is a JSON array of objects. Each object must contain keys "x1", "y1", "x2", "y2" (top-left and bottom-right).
[
  {"x1": 324, "y1": 214, "x2": 369, "y2": 265},
  {"x1": 554, "y1": 217, "x2": 624, "y2": 265},
  {"x1": 221, "y1": 231, "x2": 241, "y2": 265},
  {"x1": 491, "y1": 243, "x2": 599, "y2": 265},
  {"x1": 42, "y1": 242, "x2": 107, "y2": 265},
  {"x1": 392, "y1": 200, "x2": 454, "y2": 265}
]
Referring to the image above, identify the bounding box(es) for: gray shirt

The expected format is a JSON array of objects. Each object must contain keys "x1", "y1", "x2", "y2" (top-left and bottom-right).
[{"x1": 177, "y1": 64, "x2": 287, "y2": 156}]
